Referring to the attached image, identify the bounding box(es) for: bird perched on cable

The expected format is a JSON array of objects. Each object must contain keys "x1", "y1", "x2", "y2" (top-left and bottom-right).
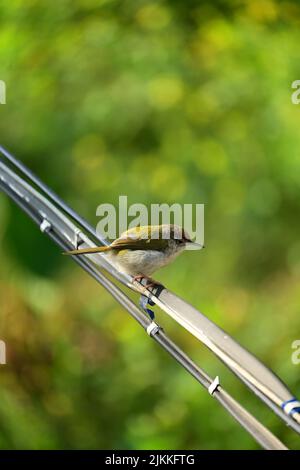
[{"x1": 63, "y1": 224, "x2": 203, "y2": 285}]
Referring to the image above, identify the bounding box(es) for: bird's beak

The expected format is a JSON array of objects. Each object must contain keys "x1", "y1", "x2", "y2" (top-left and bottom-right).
[{"x1": 185, "y1": 241, "x2": 204, "y2": 250}]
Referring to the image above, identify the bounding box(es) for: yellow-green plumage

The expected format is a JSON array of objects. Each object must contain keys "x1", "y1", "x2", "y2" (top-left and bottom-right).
[{"x1": 64, "y1": 224, "x2": 201, "y2": 278}]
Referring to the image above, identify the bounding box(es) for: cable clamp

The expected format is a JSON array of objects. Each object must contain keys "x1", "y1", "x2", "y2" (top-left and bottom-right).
[
  {"x1": 208, "y1": 376, "x2": 220, "y2": 396},
  {"x1": 282, "y1": 398, "x2": 300, "y2": 416},
  {"x1": 73, "y1": 228, "x2": 81, "y2": 249},
  {"x1": 146, "y1": 321, "x2": 161, "y2": 337},
  {"x1": 40, "y1": 219, "x2": 52, "y2": 233}
]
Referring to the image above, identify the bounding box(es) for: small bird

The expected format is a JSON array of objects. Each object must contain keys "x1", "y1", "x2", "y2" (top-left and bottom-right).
[{"x1": 64, "y1": 224, "x2": 203, "y2": 285}]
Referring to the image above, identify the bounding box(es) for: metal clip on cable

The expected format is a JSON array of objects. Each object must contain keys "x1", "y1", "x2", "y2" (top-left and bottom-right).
[
  {"x1": 208, "y1": 376, "x2": 220, "y2": 396},
  {"x1": 146, "y1": 322, "x2": 161, "y2": 337}
]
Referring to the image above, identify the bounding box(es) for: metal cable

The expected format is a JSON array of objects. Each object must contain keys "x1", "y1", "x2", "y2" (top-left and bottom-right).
[
  {"x1": 0, "y1": 146, "x2": 297, "y2": 449},
  {"x1": 0, "y1": 179, "x2": 288, "y2": 449}
]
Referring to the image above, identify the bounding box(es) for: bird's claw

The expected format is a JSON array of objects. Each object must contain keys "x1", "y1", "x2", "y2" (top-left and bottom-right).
[
  {"x1": 133, "y1": 275, "x2": 163, "y2": 293},
  {"x1": 135, "y1": 276, "x2": 165, "y2": 320}
]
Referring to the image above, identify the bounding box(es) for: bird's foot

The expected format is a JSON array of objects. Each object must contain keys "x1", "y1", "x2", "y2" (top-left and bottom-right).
[
  {"x1": 135, "y1": 276, "x2": 165, "y2": 321},
  {"x1": 133, "y1": 275, "x2": 163, "y2": 291}
]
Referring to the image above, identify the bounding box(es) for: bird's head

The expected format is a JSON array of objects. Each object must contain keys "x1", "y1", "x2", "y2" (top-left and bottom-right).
[{"x1": 163, "y1": 224, "x2": 203, "y2": 252}]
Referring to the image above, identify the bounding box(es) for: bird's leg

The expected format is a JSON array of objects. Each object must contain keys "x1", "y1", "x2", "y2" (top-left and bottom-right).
[
  {"x1": 132, "y1": 274, "x2": 146, "y2": 283},
  {"x1": 132, "y1": 275, "x2": 163, "y2": 290},
  {"x1": 135, "y1": 276, "x2": 165, "y2": 321}
]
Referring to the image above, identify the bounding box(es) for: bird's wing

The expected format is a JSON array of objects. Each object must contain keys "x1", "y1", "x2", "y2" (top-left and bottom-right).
[
  {"x1": 111, "y1": 236, "x2": 169, "y2": 251},
  {"x1": 63, "y1": 228, "x2": 170, "y2": 256}
]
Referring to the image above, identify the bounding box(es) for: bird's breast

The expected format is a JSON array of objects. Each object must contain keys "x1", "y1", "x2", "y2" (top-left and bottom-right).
[{"x1": 107, "y1": 248, "x2": 175, "y2": 276}]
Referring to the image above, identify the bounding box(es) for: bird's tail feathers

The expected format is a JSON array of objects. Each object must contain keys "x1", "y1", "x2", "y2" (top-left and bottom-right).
[{"x1": 63, "y1": 246, "x2": 110, "y2": 256}]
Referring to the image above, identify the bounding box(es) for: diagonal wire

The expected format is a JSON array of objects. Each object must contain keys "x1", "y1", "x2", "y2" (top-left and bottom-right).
[
  {"x1": 0, "y1": 145, "x2": 299, "y2": 448},
  {"x1": 1, "y1": 146, "x2": 300, "y2": 435},
  {"x1": 0, "y1": 176, "x2": 288, "y2": 450}
]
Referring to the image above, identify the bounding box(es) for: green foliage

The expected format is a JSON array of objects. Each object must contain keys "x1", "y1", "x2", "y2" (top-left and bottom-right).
[{"x1": 1, "y1": 0, "x2": 300, "y2": 449}]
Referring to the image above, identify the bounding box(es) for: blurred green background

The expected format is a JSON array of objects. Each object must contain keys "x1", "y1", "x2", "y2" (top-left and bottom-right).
[{"x1": 0, "y1": 0, "x2": 300, "y2": 450}]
